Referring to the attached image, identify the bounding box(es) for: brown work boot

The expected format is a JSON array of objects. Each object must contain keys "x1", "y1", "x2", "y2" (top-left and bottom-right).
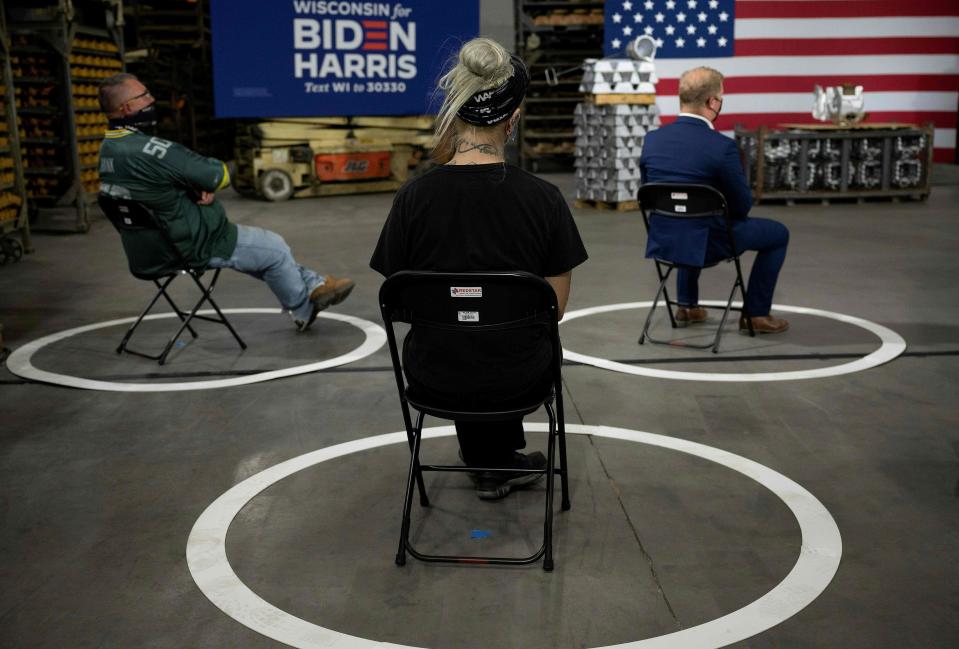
[
  {"x1": 295, "y1": 276, "x2": 356, "y2": 332},
  {"x1": 675, "y1": 306, "x2": 708, "y2": 324},
  {"x1": 310, "y1": 275, "x2": 355, "y2": 309},
  {"x1": 740, "y1": 315, "x2": 790, "y2": 334}
]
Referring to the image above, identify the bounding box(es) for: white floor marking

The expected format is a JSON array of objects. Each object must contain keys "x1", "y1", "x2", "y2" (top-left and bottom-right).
[
  {"x1": 186, "y1": 424, "x2": 842, "y2": 649},
  {"x1": 5, "y1": 309, "x2": 385, "y2": 392},
  {"x1": 561, "y1": 301, "x2": 906, "y2": 381}
]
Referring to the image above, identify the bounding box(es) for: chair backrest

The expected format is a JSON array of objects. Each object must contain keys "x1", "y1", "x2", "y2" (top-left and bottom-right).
[
  {"x1": 379, "y1": 271, "x2": 562, "y2": 412},
  {"x1": 638, "y1": 182, "x2": 741, "y2": 267},
  {"x1": 638, "y1": 182, "x2": 728, "y2": 222},
  {"x1": 98, "y1": 193, "x2": 192, "y2": 279}
]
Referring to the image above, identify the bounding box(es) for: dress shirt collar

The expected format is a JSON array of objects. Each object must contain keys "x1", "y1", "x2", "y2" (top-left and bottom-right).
[{"x1": 677, "y1": 112, "x2": 715, "y2": 130}]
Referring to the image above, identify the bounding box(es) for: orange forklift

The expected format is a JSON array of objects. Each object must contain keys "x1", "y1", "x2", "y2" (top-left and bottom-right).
[{"x1": 234, "y1": 142, "x2": 418, "y2": 201}]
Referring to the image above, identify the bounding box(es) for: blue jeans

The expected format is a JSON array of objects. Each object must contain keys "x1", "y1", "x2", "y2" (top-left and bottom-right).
[
  {"x1": 677, "y1": 217, "x2": 789, "y2": 317},
  {"x1": 208, "y1": 225, "x2": 324, "y2": 321}
]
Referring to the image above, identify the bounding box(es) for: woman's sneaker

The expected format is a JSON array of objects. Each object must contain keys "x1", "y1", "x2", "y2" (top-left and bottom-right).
[{"x1": 474, "y1": 451, "x2": 547, "y2": 500}]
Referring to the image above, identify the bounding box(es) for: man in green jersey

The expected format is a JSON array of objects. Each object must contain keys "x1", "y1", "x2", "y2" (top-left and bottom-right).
[{"x1": 97, "y1": 73, "x2": 353, "y2": 331}]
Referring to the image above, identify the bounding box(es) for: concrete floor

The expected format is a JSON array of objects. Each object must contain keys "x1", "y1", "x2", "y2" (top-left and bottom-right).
[{"x1": 1, "y1": 169, "x2": 958, "y2": 648}]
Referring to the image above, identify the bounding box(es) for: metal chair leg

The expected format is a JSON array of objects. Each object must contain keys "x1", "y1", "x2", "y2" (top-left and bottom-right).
[
  {"x1": 156, "y1": 276, "x2": 198, "y2": 339},
  {"x1": 396, "y1": 411, "x2": 426, "y2": 566},
  {"x1": 640, "y1": 262, "x2": 675, "y2": 345},
  {"x1": 662, "y1": 284, "x2": 678, "y2": 329},
  {"x1": 190, "y1": 270, "x2": 246, "y2": 350},
  {"x1": 639, "y1": 267, "x2": 673, "y2": 345},
  {"x1": 157, "y1": 283, "x2": 211, "y2": 365},
  {"x1": 399, "y1": 403, "x2": 430, "y2": 507},
  {"x1": 119, "y1": 271, "x2": 248, "y2": 363},
  {"x1": 542, "y1": 402, "x2": 558, "y2": 572},
  {"x1": 117, "y1": 275, "x2": 177, "y2": 354},
  {"x1": 555, "y1": 390, "x2": 571, "y2": 511},
  {"x1": 733, "y1": 258, "x2": 755, "y2": 338},
  {"x1": 711, "y1": 276, "x2": 741, "y2": 353}
]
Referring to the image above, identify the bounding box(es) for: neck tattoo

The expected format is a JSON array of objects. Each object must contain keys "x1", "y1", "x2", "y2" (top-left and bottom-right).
[{"x1": 453, "y1": 137, "x2": 502, "y2": 157}]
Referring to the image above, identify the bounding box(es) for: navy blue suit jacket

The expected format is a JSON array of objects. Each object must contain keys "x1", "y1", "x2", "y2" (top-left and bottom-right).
[{"x1": 639, "y1": 115, "x2": 752, "y2": 267}]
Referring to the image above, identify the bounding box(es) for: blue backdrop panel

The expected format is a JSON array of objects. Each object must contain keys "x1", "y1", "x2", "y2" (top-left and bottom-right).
[{"x1": 211, "y1": 0, "x2": 479, "y2": 117}]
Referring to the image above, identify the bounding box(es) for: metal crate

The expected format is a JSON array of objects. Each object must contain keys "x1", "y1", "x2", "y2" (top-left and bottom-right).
[{"x1": 736, "y1": 124, "x2": 934, "y2": 203}]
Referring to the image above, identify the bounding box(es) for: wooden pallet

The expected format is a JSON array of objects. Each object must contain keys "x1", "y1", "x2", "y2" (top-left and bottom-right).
[
  {"x1": 575, "y1": 198, "x2": 639, "y2": 212},
  {"x1": 586, "y1": 93, "x2": 656, "y2": 105},
  {"x1": 756, "y1": 191, "x2": 929, "y2": 206},
  {"x1": 777, "y1": 122, "x2": 916, "y2": 131},
  {"x1": 269, "y1": 116, "x2": 433, "y2": 128}
]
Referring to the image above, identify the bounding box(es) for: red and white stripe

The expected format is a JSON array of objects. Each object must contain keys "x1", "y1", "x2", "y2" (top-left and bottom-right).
[
  {"x1": 653, "y1": 0, "x2": 959, "y2": 162},
  {"x1": 363, "y1": 20, "x2": 388, "y2": 51}
]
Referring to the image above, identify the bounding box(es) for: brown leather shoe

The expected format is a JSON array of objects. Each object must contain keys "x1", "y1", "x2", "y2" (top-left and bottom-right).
[
  {"x1": 740, "y1": 315, "x2": 789, "y2": 334},
  {"x1": 675, "y1": 306, "x2": 708, "y2": 324}
]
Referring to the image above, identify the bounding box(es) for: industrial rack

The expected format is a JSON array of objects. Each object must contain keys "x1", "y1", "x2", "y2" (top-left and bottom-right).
[
  {"x1": 0, "y1": 2, "x2": 31, "y2": 262},
  {"x1": 736, "y1": 123, "x2": 934, "y2": 204},
  {"x1": 514, "y1": 0, "x2": 604, "y2": 173},
  {"x1": 124, "y1": 0, "x2": 232, "y2": 161},
  {"x1": 6, "y1": 0, "x2": 124, "y2": 233}
]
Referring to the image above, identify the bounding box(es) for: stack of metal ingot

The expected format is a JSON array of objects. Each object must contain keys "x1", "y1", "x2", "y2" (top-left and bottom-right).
[{"x1": 574, "y1": 53, "x2": 659, "y2": 208}]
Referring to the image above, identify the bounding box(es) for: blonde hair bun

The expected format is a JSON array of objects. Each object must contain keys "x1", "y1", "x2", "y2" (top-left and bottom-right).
[
  {"x1": 459, "y1": 38, "x2": 513, "y2": 85},
  {"x1": 430, "y1": 37, "x2": 520, "y2": 163}
]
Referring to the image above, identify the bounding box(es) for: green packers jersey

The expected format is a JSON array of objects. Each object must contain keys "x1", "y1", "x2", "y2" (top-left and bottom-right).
[{"x1": 99, "y1": 127, "x2": 237, "y2": 266}]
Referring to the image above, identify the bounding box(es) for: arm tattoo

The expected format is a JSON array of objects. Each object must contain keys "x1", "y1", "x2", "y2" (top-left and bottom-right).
[{"x1": 453, "y1": 137, "x2": 502, "y2": 157}]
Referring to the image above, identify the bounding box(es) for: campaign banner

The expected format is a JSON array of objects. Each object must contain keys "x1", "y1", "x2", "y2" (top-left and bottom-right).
[{"x1": 211, "y1": 0, "x2": 480, "y2": 118}]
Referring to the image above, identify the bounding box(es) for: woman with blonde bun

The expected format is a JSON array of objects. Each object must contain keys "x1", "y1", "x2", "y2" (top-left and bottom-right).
[{"x1": 371, "y1": 37, "x2": 588, "y2": 500}]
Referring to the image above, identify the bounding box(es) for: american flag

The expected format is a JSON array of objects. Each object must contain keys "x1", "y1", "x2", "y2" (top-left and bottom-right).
[
  {"x1": 604, "y1": 0, "x2": 736, "y2": 59},
  {"x1": 604, "y1": 0, "x2": 959, "y2": 162}
]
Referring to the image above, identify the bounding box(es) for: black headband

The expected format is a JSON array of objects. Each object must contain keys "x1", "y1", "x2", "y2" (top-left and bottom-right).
[{"x1": 456, "y1": 54, "x2": 529, "y2": 126}]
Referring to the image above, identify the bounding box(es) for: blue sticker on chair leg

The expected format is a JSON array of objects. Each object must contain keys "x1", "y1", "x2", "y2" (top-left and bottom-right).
[{"x1": 470, "y1": 530, "x2": 490, "y2": 539}]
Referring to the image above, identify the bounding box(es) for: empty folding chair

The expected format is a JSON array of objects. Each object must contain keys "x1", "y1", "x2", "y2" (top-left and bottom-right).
[
  {"x1": 379, "y1": 270, "x2": 570, "y2": 571},
  {"x1": 98, "y1": 193, "x2": 246, "y2": 365},
  {"x1": 638, "y1": 183, "x2": 755, "y2": 353}
]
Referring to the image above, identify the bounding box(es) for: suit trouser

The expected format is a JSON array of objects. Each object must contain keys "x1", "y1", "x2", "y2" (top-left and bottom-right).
[{"x1": 677, "y1": 217, "x2": 789, "y2": 317}]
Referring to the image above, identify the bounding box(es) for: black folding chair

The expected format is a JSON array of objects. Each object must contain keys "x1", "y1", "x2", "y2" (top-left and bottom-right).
[
  {"x1": 638, "y1": 183, "x2": 755, "y2": 353},
  {"x1": 98, "y1": 193, "x2": 246, "y2": 365},
  {"x1": 379, "y1": 271, "x2": 571, "y2": 572}
]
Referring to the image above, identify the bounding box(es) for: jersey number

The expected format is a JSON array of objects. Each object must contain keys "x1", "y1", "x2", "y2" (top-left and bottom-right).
[{"x1": 142, "y1": 137, "x2": 172, "y2": 159}]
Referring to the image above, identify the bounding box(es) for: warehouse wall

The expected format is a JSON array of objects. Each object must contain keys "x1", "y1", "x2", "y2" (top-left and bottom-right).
[{"x1": 480, "y1": 0, "x2": 515, "y2": 53}]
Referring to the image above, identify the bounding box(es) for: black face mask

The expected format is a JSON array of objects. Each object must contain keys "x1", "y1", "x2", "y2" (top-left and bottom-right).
[
  {"x1": 708, "y1": 97, "x2": 723, "y2": 122},
  {"x1": 109, "y1": 104, "x2": 158, "y2": 134}
]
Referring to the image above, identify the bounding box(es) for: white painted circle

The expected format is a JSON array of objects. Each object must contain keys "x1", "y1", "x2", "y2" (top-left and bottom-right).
[
  {"x1": 186, "y1": 424, "x2": 842, "y2": 649},
  {"x1": 5, "y1": 308, "x2": 385, "y2": 392},
  {"x1": 561, "y1": 301, "x2": 906, "y2": 382}
]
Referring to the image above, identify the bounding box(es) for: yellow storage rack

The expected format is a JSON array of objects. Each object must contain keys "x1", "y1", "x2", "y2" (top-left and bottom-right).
[
  {"x1": 125, "y1": 0, "x2": 232, "y2": 161},
  {"x1": 0, "y1": 2, "x2": 30, "y2": 262},
  {"x1": 7, "y1": 0, "x2": 123, "y2": 233}
]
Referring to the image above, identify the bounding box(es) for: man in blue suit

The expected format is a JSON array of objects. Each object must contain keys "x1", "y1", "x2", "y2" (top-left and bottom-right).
[{"x1": 640, "y1": 67, "x2": 790, "y2": 333}]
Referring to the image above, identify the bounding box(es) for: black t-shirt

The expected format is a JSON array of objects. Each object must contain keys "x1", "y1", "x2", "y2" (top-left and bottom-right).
[{"x1": 370, "y1": 163, "x2": 588, "y2": 402}]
